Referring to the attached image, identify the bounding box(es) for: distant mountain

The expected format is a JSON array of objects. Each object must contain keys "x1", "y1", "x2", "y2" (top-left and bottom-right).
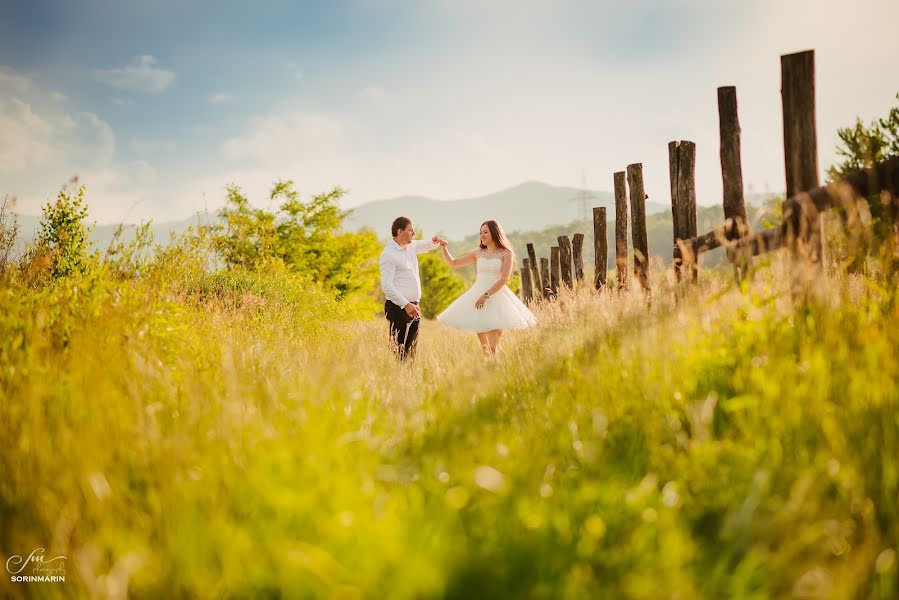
[
  {"x1": 7, "y1": 184, "x2": 778, "y2": 261},
  {"x1": 342, "y1": 181, "x2": 668, "y2": 240},
  {"x1": 9, "y1": 212, "x2": 204, "y2": 253}
]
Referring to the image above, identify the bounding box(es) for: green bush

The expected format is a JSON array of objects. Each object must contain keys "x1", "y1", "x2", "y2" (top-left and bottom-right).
[
  {"x1": 208, "y1": 180, "x2": 382, "y2": 313},
  {"x1": 33, "y1": 184, "x2": 98, "y2": 279}
]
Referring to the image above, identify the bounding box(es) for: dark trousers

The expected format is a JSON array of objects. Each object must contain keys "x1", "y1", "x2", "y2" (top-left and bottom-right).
[{"x1": 385, "y1": 300, "x2": 420, "y2": 360}]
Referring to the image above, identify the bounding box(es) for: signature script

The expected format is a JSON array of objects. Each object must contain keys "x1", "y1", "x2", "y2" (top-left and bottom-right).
[{"x1": 6, "y1": 548, "x2": 67, "y2": 575}]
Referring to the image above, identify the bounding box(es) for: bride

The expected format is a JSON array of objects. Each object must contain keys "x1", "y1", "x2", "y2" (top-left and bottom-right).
[{"x1": 436, "y1": 220, "x2": 537, "y2": 355}]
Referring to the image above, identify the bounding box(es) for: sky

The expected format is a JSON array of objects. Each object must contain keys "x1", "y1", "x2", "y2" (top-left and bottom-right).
[{"x1": 1, "y1": 0, "x2": 898, "y2": 224}]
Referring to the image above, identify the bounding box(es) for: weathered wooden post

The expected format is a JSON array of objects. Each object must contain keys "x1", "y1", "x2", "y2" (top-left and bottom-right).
[
  {"x1": 540, "y1": 257, "x2": 550, "y2": 298},
  {"x1": 521, "y1": 259, "x2": 534, "y2": 303},
  {"x1": 558, "y1": 235, "x2": 573, "y2": 289},
  {"x1": 572, "y1": 233, "x2": 585, "y2": 284},
  {"x1": 550, "y1": 246, "x2": 561, "y2": 295},
  {"x1": 593, "y1": 206, "x2": 608, "y2": 288},
  {"x1": 718, "y1": 85, "x2": 752, "y2": 278},
  {"x1": 521, "y1": 258, "x2": 534, "y2": 304},
  {"x1": 669, "y1": 140, "x2": 698, "y2": 282},
  {"x1": 526, "y1": 243, "x2": 542, "y2": 295},
  {"x1": 781, "y1": 49, "x2": 823, "y2": 272},
  {"x1": 614, "y1": 171, "x2": 629, "y2": 289},
  {"x1": 626, "y1": 163, "x2": 650, "y2": 292}
]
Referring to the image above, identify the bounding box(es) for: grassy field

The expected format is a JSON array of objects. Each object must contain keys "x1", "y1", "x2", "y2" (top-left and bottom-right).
[{"x1": 2, "y1": 254, "x2": 899, "y2": 598}]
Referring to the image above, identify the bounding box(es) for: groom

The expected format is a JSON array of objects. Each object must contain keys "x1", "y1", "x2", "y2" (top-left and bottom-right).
[{"x1": 379, "y1": 216, "x2": 443, "y2": 360}]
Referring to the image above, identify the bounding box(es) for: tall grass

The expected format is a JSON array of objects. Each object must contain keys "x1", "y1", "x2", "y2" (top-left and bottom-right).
[{"x1": 1, "y1": 253, "x2": 898, "y2": 598}]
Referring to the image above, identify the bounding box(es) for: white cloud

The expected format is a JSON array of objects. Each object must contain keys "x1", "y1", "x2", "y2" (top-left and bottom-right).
[
  {"x1": 359, "y1": 87, "x2": 390, "y2": 107},
  {"x1": 70, "y1": 159, "x2": 161, "y2": 223},
  {"x1": 78, "y1": 112, "x2": 116, "y2": 164},
  {"x1": 130, "y1": 138, "x2": 176, "y2": 153},
  {"x1": 209, "y1": 92, "x2": 235, "y2": 104},
  {"x1": 222, "y1": 111, "x2": 348, "y2": 163},
  {"x1": 0, "y1": 66, "x2": 33, "y2": 92},
  {"x1": 94, "y1": 55, "x2": 175, "y2": 94},
  {"x1": 215, "y1": 110, "x2": 355, "y2": 205},
  {"x1": 51, "y1": 91, "x2": 67, "y2": 102},
  {"x1": 0, "y1": 92, "x2": 156, "y2": 222},
  {"x1": 0, "y1": 98, "x2": 59, "y2": 171},
  {"x1": 6, "y1": 0, "x2": 899, "y2": 227},
  {"x1": 214, "y1": 104, "x2": 536, "y2": 209}
]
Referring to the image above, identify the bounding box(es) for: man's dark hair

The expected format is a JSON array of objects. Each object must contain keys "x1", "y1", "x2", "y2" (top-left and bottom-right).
[{"x1": 391, "y1": 216, "x2": 412, "y2": 237}]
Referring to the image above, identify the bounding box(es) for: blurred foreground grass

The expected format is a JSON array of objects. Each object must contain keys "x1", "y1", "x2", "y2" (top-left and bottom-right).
[{"x1": 1, "y1": 257, "x2": 898, "y2": 599}]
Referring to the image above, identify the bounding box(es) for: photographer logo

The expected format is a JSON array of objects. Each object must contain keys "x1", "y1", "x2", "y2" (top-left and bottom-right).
[{"x1": 6, "y1": 548, "x2": 66, "y2": 583}]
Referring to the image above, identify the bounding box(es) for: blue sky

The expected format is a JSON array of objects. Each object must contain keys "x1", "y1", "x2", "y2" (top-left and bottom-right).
[{"x1": 2, "y1": 0, "x2": 898, "y2": 224}]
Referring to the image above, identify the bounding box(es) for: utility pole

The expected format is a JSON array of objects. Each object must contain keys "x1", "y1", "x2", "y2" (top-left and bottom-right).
[{"x1": 569, "y1": 170, "x2": 598, "y2": 223}]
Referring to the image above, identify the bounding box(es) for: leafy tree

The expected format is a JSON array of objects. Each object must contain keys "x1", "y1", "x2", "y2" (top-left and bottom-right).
[
  {"x1": 272, "y1": 182, "x2": 380, "y2": 302},
  {"x1": 211, "y1": 185, "x2": 280, "y2": 270},
  {"x1": 209, "y1": 180, "x2": 381, "y2": 311},
  {"x1": 34, "y1": 184, "x2": 97, "y2": 278},
  {"x1": 826, "y1": 94, "x2": 899, "y2": 272},
  {"x1": 828, "y1": 93, "x2": 899, "y2": 180}
]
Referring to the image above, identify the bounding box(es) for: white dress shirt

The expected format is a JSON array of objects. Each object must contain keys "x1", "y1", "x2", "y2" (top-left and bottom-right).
[{"x1": 379, "y1": 238, "x2": 439, "y2": 307}]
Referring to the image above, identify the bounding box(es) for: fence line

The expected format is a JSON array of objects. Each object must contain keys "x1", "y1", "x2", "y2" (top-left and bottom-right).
[{"x1": 517, "y1": 48, "x2": 899, "y2": 305}]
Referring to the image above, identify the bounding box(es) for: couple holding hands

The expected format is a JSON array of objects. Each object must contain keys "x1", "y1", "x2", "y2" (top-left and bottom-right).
[{"x1": 379, "y1": 216, "x2": 537, "y2": 360}]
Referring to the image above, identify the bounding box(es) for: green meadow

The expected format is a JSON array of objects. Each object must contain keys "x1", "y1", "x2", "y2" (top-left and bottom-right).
[
  {"x1": 2, "y1": 227, "x2": 898, "y2": 597},
  {"x1": 2, "y1": 100, "x2": 899, "y2": 596}
]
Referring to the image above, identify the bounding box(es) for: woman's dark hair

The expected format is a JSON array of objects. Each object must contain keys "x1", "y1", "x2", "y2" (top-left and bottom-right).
[
  {"x1": 391, "y1": 216, "x2": 412, "y2": 237},
  {"x1": 479, "y1": 220, "x2": 514, "y2": 254}
]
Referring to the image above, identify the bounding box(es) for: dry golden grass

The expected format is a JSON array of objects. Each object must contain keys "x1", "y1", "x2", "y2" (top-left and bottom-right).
[{"x1": 1, "y1": 255, "x2": 898, "y2": 598}]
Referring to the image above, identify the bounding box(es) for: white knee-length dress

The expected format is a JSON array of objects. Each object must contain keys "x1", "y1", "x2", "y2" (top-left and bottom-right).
[{"x1": 437, "y1": 249, "x2": 538, "y2": 333}]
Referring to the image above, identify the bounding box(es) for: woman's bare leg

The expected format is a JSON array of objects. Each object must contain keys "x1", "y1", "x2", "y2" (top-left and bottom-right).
[
  {"x1": 484, "y1": 329, "x2": 503, "y2": 355},
  {"x1": 477, "y1": 332, "x2": 490, "y2": 355}
]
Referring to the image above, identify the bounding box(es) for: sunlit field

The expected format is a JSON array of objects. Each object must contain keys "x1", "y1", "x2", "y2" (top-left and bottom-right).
[{"x1": 2, "y1": 245, "x2": 898, "y2": 598}]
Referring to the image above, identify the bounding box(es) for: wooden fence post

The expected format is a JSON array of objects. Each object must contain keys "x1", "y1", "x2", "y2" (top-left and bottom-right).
[
  {"x1": 669, "y1": 140, "x2": 698, "y2": 282},
  {"x1": 594, "y1": 206, "x2": 608, "y2": 289},
  {"x1": 558, "y1": 235, "x2": 573, "y2": 289},
  {"x1": 540, "y1": 257, "x2": 550, "y2": 299},
  {"x1": 521, "y1": 259, "x2": 534, "y2": 303},
  {"x1": 526, "y1": 243, "x2": 542, "y2": 295},
  {"x1": 550, "y1": 246, "x2": 561, "y2": 295},
  {"x1": 781, "y1": 49, "x2": 823, "y2": 271},
  {"x1": 718, "y1": 85, "x2": 752, "y2": 278},
  {"x1": 626, "y1": 163, "x2": 650, "y2": 292},
  {"x1": 614, "y1": 171, "x2": 629, "y2": 289},
  {"x1": 572, "y1": 233, "x2": 585, "y2": 284}
]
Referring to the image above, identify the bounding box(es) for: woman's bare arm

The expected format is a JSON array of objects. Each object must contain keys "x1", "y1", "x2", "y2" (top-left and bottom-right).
[{"x1": 440, "y1": 244, "x2": 478, "y2": 268}]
